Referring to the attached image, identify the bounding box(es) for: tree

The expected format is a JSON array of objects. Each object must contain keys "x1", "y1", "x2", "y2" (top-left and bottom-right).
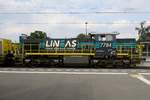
[
  {"x1": 30, "y1": 31, "x2": 47, "y2": 39},
  {"x1": 136, "y1": 21, "x2": 150, "y2": 42},
  {"x1": 77, "y1": 33, "x2": 90, "y2": 42},
  {"x1": 77, "y1": 33, "x2": 86, "y2": 39}
]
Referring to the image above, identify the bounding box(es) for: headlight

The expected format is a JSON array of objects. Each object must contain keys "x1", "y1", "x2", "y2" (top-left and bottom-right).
[
  {"x1": 110, "y1": 50, "x2": 116, "y2": 55},
  {"x1": 25, "y1": 59, "x2": 31, "y2": 63}
]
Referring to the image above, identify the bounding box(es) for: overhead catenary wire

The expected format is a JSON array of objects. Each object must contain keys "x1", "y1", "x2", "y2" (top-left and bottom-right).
[
  {"x1": 0, "y1": 10, "x2": 149, "y2": 25},
  {"x1": 0, "y1": 22, "x2": 150, "y2": 25},
  {"x1": 0, "y1": 11, "x2": 150, "y2": 14}
]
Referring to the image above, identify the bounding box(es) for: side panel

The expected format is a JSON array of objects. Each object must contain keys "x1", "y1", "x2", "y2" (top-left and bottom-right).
[
  {"x1": 77, "y1": 42, "x2": 95, "y2": 49},
  {"x1": 95, "y1": 41, "x2": 116, "y2": 57},
  {"x1": 45, "y1": 39, "x2": 77, "y2": 49},
  {"x1": 116, "y1": 39, "x2": 136, "y2": 48}
]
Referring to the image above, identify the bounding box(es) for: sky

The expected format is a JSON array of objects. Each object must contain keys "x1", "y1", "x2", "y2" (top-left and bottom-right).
[{"x1": 0, "y1": 0, "x2": 150, "y2": 42}]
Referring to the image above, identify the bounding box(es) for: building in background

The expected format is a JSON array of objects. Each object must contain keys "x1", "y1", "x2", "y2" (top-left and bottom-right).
[{"x1": 140, "y1": 41, "x2": 150, "y2": 61}]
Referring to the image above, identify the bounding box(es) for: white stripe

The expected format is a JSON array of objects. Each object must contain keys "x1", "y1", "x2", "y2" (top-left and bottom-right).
[
  {"x1": 0, "y1": 71, "x2": 128, "y2": 75},
  {"x1": 140, "y1": 73, "x2": 150, "y2": 75},
  {"x1": 136, "y1": 76, "x2": 150, "y2": 85}
]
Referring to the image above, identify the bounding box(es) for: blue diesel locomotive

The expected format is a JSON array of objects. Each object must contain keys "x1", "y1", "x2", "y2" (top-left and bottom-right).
[{"x1": 20, "y1": 32, "x2": 143, "y2": 67}]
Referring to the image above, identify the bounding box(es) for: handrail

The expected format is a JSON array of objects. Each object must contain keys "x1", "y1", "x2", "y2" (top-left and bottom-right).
[{"x1": 24, "y1": 49, "x2": 95, "y2": 53}]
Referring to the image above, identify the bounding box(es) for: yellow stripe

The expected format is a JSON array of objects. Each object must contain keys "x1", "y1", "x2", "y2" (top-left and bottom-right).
[
  {"x1": 25, "y1": 53, "x2": 95, "y2": 56},
  {"x1": 117, "y1": 53, "x2": 128, "y2": 56}
]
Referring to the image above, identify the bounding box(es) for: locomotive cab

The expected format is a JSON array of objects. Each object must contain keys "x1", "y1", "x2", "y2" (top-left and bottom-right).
[{"x1": 89, "y1": 33, "x2": 118, "y2": 59}]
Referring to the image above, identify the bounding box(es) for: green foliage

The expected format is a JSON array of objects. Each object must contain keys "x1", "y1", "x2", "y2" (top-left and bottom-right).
[
  {"x1": 30, "y1": 31, "x2": 47, "y2": 39},
  {"x1": 136, "y1": 21, "x2": 150, "y2": 42},
  {"x1": 77, "y1": 33, "x2": 86, "y2": 39},
  {"x1": 77, "y1": 33, "x2": 90, "y2": 42}
]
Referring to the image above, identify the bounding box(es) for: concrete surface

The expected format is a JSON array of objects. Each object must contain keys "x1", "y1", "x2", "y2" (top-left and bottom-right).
[{"x1": 0, "y1": 69, "x2": 150, "y2": 100}]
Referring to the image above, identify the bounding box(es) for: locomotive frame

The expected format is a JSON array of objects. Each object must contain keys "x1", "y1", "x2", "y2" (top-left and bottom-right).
[{"x1": 18, "y1": 32, "x2": 144, "y2": 67}]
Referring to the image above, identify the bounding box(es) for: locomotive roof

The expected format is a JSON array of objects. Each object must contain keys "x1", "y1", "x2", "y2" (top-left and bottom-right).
[
  {"x1": 116, "y1": 38, "x2": 136, "y2": 43},
  {"x1": 89, "y1": 32, "x2": 119, "y2": 35},
  {"x1": 41, "y1": 36, "x2": 76, "y2": 39},
  {"x1": 116, "y1": 38, "x2": 136, "y2": 40}
]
